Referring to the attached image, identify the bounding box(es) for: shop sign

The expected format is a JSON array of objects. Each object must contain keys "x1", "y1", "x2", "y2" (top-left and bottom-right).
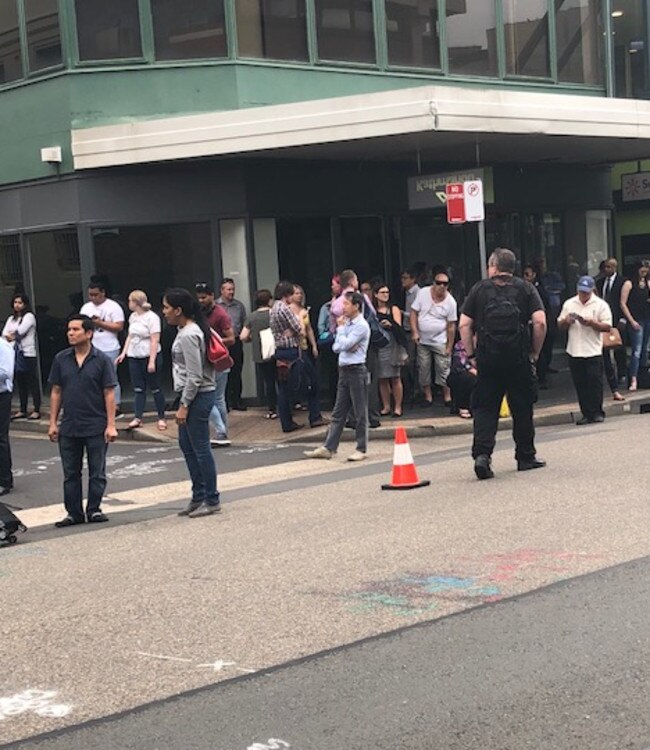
[
  {"x1": 407, "y1": 167, "x2": 494, "y2": 210},
  {"x1": 622, "y1": 172, "x2": 650, "y2": 203},
  {"x1": 446, "y1": 183, "x2": 465, "y2": 224}
]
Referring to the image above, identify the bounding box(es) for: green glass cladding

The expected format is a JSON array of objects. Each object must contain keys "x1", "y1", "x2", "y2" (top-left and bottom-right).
[{"x1": 0, "y1": 0, "x2": 611, "y2": 89}]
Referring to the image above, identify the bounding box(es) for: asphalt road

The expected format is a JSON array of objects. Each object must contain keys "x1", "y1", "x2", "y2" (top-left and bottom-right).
[
  {"x1": 7, "y1": 556, "x2": 649, "y2": 750},
  {"x1": 2, "y1": 414, "x2": 650, "y2": 749}
]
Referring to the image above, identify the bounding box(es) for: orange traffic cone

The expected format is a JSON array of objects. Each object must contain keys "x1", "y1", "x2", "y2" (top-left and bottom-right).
[{"x1": 381, "y1": 427, "x2": 430, "y2": 491}]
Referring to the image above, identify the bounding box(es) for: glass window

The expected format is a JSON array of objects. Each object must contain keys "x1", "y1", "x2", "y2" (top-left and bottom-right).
[
  {"x1": 75, "y1": 0, "x2": 142, "y2": 61},
  {"x1": 152, "y1": 0, "x2": 227, "y2": 60},
  {"x1": 0, "y1": 1, "x2": 23, "y2": 83},
  {"x1": 315, "y1": 0, "x2": 376, "y2": 63},
  {"x1": 339, "y1": 217, "x2": 385, "y2": 286},
  {"x1": 385, "y1": 0, "x2": 440, "y2": 68},
  {"x1": 503, "y1": 0, "x2": 550, "y2": 78},
  {"x1": 446, "y1": 1, "x2": 497, "y2": 77},
  {"x1": 555, "y1": 0, "x2": 603, "y2": 85},
  {"x1": 24, "y1": 0, "x2": 62, "y2": 71},
  {"x1": 612, "y1": 0, "x2": 648, "y2": 98},
  {"x1": 237, "y1": 0, "x2": 308, "y2": 61}
]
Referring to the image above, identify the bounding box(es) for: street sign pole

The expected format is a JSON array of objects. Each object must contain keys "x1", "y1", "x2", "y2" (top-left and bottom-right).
[{"x1": 478, "y1": 220, "x2": 487, "y2": 280}]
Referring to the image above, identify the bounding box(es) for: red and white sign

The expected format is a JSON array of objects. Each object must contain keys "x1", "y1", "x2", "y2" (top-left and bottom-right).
[
  {"x1": 464, "y1": 179, "x2": 485, "y2": 222},
  {"x1": 446, "y1": 183, "x2": 465, "y2": 224}
]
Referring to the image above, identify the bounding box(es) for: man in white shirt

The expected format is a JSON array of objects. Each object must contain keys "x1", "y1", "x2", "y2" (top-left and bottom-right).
[
  {"x1": 80, "y1": 277, "x2": 125, "y2": 413},
  {"x1": 558, "y1": 275, "x2": 612, "y2": 425},
  {"x1": 410, "y1": 270, "x2": 457, "y2": 408}
]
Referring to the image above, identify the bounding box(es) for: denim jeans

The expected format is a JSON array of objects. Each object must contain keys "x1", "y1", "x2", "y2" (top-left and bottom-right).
[
  {"x1": 128, "y1": 354, "x2": 166, "y2": 419},
  {"x1": 275, "y1": 347, "x2": 322, "y2": 432},
  {"x1": 178, "y1": 390, "x2": 219, "y2": 506},
  {"x1": 58, "y1": 434, "x2": 108, "y2": 520},
  {"x1": 628, "y1": 320, "x2": 650, "y2": 379},
  {"x1": 209, "y1": 369, "x2": 229, "y2": 438},
  {"x1": 104, "y1": 348, "x2": 121, "y2": 406}
]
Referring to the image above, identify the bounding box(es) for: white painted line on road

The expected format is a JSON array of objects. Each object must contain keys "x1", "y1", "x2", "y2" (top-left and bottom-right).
[
  {"x1": 19, "y1": 451, "x2": 393, "y2": 529},
  {"x1": 0, "y1": 690, "x2": 71, "y2": 722}
]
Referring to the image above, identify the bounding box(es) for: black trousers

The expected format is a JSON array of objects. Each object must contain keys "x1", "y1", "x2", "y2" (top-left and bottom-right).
[
  {"x1": 15, "y1": 357, "x2": 41, "y2": 413},
  {"x1": 448, "y1": 369, "x2": 476, "y2": 412},
  {"x1": 226, "y1": 339, "x2": 244, "y2": 407},
  {"x1": 569, "y1": 355, "x2": 604, "y2": 420},
  {"x1": 602, "y1": 345, "x2": 626, "y2": 393},
  {"x1": 471, "y1": 361, "x2": 537, "y2": 462},
  {"x1": 0, "y1": 391, "x2": 12, "y2": 488},
  {"x1": 257, "y1": 360, "x2": 277, "y2": 412}
]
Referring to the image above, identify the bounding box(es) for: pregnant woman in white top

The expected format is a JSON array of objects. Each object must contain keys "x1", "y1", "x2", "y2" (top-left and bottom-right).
[
  {"x1": 116, "y1": 290, "x2": 167, "y2": 431},
  {"x1": 2, "y1": 293, "x2": 40, "y2": 420}
]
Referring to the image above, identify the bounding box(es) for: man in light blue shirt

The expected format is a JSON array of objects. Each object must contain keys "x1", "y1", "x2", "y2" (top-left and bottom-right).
[
  {"x1": 0, "y1": 337, "x2": 15, "y2": 494},
  {"x1": 304, "y1": 292, "x2": 371, "y2": 462}
]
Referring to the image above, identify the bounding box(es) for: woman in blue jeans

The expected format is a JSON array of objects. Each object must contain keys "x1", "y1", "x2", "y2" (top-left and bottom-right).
[
  {"x1": 116, "y1": 290, "x2": 167, "y2": 430},
  {"x1": 621, "y1": 260, "x2": 650, "y2": 391},
  {"x1": 162, "y1": 288, "x2": 220, "y2": 517}
]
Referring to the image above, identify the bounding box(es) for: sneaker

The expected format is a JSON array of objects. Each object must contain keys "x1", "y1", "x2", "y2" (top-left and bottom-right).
[
  {"x1": 87, "y1": 511, "x2": 109, "y2": 523},
  {"x1": 303, "y1": 446, "x2": 333, "y2": 459},
  {"x1": 190, "y1": 502, "x2": 222, "y2": 517},
  {"x1": 178, "y1": 501, "x2": 202, "y2": 517},
  {"x1": 516, "y1": 458, "x2": 547, "y2": 472},
  {"x1": 310, "y1": 418, "x2": 330, "y2": 428},
  {"x1": 54, "y1": 515, "x2": 85, "y2": 528},
  {"x1": 210, "y1": 438, "x2": 232, "y2": 447},
  {"x1": 283, "y1": 422, "x2": 304, "y2": 434},
  {"x1": 347, "y1": 450, "x2": 367, "y2": 462},
  {"x1": 474, "y1": 454, "x2": 494, "y2": 480}
]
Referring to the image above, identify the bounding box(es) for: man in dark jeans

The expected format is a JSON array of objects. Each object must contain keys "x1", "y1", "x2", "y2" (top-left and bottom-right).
[
  {"x1": 459, "y1": 248, "x2": 547, "y2": 480},
  {"x1": 0, "y1": 337, "x2": 15, "y2": 495},
  {"x1": 217, "y1": 278, "x2": 247, "y2": 411},
  {"x1": 48, "y1": 315, "x2": 118, "y2": 527}
]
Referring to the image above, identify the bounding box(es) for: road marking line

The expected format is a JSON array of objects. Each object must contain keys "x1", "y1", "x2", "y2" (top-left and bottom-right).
[{"x1": 135, "y1": 652, "x2": 193, "y2": 663}]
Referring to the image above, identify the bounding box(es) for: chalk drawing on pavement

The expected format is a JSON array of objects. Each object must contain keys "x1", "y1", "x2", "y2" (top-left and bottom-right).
[
  {"x1": 246, "y1": 741, "x2": 290, "y2": 750},
  {"x1": 0, "y1": 690, "x2": 71, "y2": 722},
  {"x1": 135, "y1": 652, "x2": 256, "y2": 674},
  {"x1": 109, "y1": 457, "x2": 185, "y2": 479},
  {"x1": 326, "y1": 549, "x2": 604, "y2": 618}
]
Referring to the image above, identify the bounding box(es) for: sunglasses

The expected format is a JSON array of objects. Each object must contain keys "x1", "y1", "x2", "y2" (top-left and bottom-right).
[
  {"x1": 434, "y1": 280, "x2": 450, "y2": 286},
  {"x1": 195, "y1": 282, "x2": 210, "y2": 291}
]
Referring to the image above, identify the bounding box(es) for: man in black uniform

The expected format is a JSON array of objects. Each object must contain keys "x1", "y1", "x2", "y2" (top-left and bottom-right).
[{"x1": 459, "y1": 248, "x2": 547, "y2": 480}]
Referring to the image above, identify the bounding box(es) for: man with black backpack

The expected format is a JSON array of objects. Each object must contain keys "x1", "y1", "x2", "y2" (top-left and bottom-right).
[{"x1": 459, "y1": 248, "x2": 547, "y2": 480}]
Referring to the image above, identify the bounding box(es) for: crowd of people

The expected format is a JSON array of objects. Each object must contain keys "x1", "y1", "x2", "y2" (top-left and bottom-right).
[{"x1": 0, "y1": 248, "x2": 647, "y2": 524}]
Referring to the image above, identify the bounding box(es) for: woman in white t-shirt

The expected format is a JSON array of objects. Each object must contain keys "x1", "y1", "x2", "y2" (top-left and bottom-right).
[
  {"x1": 2, "y1": 293, "x2": 40, "y2": 420},
  {"x1": 116, "y1": 290, "x2": 167, "y2": 431}
]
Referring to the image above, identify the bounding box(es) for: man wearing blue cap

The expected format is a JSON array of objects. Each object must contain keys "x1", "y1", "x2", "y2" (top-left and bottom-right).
[{"x1": 558, "y1": 275, "x2": 613, "y2": 425}]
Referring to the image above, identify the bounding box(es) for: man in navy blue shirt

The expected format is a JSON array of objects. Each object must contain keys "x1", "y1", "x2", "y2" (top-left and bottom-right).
[{"x1": 48, "y1": 315, "x2": 118, "y2": 527}]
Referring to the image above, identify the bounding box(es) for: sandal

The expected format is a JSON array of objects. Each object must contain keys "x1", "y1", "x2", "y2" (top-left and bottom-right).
[
  {"x1": 27, "y1": 412, "x2": 41, "y2": 420},
  {"x1": 380, "y1": 410, "x2": 391, "y2": 417},
  {"x1": 459, "y1": 409, "x2": 472, "y2": 419},
  {"x1": 264, "y1": 411, "x2": 278, "y2": 420},
  {"x1": 127, "y1": 418, "x2": 142, "y2": 429},
  {"x1": 612, "y1": 392, "x2": 625, "y2": 402},
  {"x1": 157, "y1": 419, "x2": 168, "y2": 431},
  {"x1": 10, "y1": 412, "x2": 26, "y2": 421},
  {"x1": 391, "y1": 411, "x2": 403, "y2": 418}
]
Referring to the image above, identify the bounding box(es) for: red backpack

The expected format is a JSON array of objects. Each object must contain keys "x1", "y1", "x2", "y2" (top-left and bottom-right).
[{"x1": 206, "y1": 328, "x2": 234, "y2": 372}]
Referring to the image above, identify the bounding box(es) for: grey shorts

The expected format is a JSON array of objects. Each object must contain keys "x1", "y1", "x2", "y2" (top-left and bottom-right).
[{"x1": 417, "y1": 342, "x2": 451, "y2": 387}]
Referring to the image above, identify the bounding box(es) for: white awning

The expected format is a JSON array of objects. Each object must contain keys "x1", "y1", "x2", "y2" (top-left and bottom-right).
[{"x1": 71, "y1": 84, "x2": 650, "y2": 170}]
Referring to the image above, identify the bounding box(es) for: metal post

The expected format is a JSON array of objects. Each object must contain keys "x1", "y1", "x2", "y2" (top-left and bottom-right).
[{"x1": 478, "y1": 220, "x2": 487, "y2": 280}]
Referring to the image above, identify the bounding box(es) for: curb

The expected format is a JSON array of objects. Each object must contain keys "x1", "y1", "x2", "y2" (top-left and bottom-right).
[{"x1": 10, "y1": 419, "x2": 173, "y2": 444}]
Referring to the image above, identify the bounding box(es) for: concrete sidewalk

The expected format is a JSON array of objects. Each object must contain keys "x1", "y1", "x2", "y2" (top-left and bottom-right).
[{"x1": 12, "y1": 355, "x2": 650, "y2": 444}]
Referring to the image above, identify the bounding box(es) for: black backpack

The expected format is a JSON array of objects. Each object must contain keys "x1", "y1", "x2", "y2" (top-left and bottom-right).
[{"x1": 478, "y1": 282, "x2": 527, "y2": 367}]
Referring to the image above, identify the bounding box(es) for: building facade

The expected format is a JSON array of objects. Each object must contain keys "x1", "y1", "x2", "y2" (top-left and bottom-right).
[{"x1": 0, "y1": 0, "x2": 649, "y2": 397}]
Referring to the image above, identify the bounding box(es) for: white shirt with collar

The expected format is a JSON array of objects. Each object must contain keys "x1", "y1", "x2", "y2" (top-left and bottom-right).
[{"x1": 559, "y1": 294, "x2": 612, "y2": 358}]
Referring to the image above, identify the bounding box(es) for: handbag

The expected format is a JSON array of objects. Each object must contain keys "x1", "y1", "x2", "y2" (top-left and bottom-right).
[
  {"x1": 206, "y1": 328, "x2": 234, "y2": 372},
  {"x1": 602, "y1": 327, "x2": 623, "y2": 350},
  {"x1": 13, "y1": 342, "x2": 27, "y2": 374},
  {"x1": 260, "y1": 327, "x2": 275, "y2": 361}
]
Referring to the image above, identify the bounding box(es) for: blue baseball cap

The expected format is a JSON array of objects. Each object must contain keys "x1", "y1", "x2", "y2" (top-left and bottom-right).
[{"x1": 577, "y1": 275, "x2": 595, "y2": 292}]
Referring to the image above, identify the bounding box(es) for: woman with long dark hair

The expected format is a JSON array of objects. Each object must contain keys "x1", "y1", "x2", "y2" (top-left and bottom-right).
[
  {"x1": 621, "y1": 260, "x2": 650, "y2": 391},
  {"x1": 372, "y1": 282, "x2": 405, "y2": 417},
  {"x1": 161, "y1": 288, "x2": 219, "y2": 517},
  {"x1": 3, "y1": 292, "x2": 40, "y2": 420}
]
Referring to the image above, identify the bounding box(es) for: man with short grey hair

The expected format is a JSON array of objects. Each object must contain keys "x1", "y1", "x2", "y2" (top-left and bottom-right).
[{"x1": 459, "y1": 248, "x2": 547, "y2": 480}]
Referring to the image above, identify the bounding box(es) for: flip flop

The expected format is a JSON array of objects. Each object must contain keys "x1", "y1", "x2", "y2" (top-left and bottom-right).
[{"x1": 157, "y1": 420, "x2": 168, "y2": 431}]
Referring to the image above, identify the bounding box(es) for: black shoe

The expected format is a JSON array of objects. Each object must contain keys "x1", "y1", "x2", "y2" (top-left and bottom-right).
[
  {"x1": 0, "y1": 486, "x2": 11, "y2": 496},
  {"x1": 232, "y1": 404, "x2": 248, "y2": 411},
  {"x1": 310, "y1": 418, "x2": 330, "y2": 428},
  {"x1": 283, "y1": 422, "x2": 304, "y2": 433},
  {"x1": 474, "y1": 454, "x2": 494, "y2": 480},
  {"x1": 420, "y1": 400, "x2": 434, "y2": 408},
  {"x1": 369, "y1": 419, "x2": 381, "y2": 429},
  {"x1": 575, "y1": 416, "x2": 591, "y2": 426},
  {"x1": 178, "y1": 501, "x2": 202, "y2": 517},
  {"x1": 517, "y1": 458, "x2": 547, "y2": 472},
  {"x1": 54, "y1": 515, "x2": 85, "y2": 528},
  {"x1": 87, "y1": 511, "x2": 109, "y2": 523},
  {"x1": 592, "y1": 414, "x2": 605, "y2": 423},
  {"x1": 345, "y1": 421, "x2": 355, "y2": 429}
]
